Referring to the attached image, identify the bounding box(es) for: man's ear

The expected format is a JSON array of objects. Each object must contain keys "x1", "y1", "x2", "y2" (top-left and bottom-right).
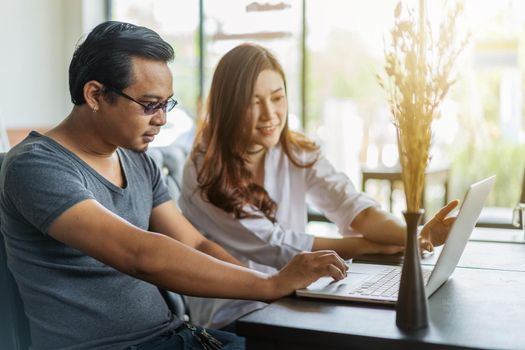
[{"x1": 83, "y1": 81, "x2": 104, "y2": 112}]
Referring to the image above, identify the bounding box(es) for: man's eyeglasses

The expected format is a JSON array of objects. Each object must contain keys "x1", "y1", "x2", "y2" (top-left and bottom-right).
[{"x1": 104, "y1": 86, "x2": 178, "y2": 115}]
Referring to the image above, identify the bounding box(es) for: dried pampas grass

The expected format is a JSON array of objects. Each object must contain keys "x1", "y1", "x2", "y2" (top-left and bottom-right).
[{"x1": 378, "y1": 1, "x2": 468, "y2": 212}]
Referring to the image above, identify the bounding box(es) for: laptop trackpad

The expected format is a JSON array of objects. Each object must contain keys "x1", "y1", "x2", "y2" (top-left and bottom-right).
[{"x1": 304, "y1": 263, "x2": 389, "y2": 293}]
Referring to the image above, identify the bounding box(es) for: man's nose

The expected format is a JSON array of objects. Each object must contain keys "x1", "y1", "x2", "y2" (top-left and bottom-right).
[{"x1": 151, "y1": 111, "x2": 167, "y2": 126}]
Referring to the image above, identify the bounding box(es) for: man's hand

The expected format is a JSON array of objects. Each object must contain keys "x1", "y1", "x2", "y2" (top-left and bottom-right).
[
  {"x1": 269, "y1": 250, "x2": 348, "y2": 298},
  {"x1": 419, "y1": 200, "x2": 459, "y2": 252}
]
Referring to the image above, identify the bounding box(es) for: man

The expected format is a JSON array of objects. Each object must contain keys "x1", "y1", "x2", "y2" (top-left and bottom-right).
[{"x1": 0, "y1": 21, "x2": 347, "y2": 349}]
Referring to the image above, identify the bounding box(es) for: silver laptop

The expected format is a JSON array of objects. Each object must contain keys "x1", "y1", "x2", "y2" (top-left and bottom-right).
[{"x1": 296, "y1": 175, "x2": 496, "y2": 305}]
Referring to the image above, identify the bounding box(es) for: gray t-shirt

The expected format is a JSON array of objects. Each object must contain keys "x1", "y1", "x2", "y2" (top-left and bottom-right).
[{"x1": 0, "y1": 131, "x2": 181, "y2": 349}]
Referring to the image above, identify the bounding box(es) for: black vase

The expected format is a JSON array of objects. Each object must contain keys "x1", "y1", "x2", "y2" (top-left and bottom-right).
[{"x1": 396, "y1": 209, "x2": 429, "y2": 331}]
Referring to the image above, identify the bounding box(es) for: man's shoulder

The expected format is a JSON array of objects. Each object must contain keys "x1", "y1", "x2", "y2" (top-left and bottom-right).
[
  {"x1": 0, "y1": 134, "x2": 88, "y2": 195},
  {"x1": 5, "y1": 135, "x2": 72, "y2": 170}
]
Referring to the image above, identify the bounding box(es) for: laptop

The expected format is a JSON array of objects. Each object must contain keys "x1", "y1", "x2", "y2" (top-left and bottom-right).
[{"x1": 296, "y1": 175, "x2": 496, "y2": 305}]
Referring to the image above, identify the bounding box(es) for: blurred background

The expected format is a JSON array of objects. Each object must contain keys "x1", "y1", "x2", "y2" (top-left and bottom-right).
[{"x1": 1, "y1": 0, "x2": 524, "y2": 225}]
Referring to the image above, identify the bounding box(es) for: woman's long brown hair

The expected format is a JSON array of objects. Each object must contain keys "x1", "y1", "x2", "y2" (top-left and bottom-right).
[{"x1": 192, "y1": 44, "x2": 318, "y2": 222}]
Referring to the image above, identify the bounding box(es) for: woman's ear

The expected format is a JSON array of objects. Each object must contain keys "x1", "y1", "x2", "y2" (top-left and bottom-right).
[{"x1": 83, "y1": 80, "x2": 104, "y2": 112}]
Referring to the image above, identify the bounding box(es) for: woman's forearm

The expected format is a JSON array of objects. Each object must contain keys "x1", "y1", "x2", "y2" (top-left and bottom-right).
[
  {"x1": 312, "y1": 235, "x2": 404, "y2": 259},
  {"x1": 350, "y1": 207, "x2": 407, "y2": 246}
]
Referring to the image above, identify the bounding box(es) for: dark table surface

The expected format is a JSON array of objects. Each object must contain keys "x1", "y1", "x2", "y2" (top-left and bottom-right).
[
  {"x1": 238, "y1": 236, "x2": 525, "y2": 350},
  {"x1": 356, "y1": 237, "x2": 525, "y2": 272}
]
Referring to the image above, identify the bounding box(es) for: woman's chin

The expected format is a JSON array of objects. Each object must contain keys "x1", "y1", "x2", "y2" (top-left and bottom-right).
[
  {"x1": 262, "y1": 140, "x2": 279, "y2": 150},
  {"x1": 251, "y1": 135, "x2": 281, "y2": 151}
]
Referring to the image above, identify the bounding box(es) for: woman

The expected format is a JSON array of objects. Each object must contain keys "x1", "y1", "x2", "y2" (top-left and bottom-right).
[{"x1": 179, "y1": 43, "x2": 458, "y2": 330}]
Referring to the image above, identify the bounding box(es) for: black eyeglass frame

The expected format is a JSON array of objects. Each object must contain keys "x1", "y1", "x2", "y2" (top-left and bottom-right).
[{"x1": 104, "y1": 86, "x2": 178, "y2": 115}]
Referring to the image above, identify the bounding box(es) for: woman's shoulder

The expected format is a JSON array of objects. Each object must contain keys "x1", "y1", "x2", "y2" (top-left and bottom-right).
[
  {"x1": 280, "y1": 131, "x2": 321, "y2": 165},
  {"x1": 180, "y1": 150, "x2": 205, "y2": 198}
]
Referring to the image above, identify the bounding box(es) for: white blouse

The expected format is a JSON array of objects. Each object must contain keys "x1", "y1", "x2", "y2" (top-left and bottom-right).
[{"x1": 178, "y1": 145, "x2": 378, "y2": 328}]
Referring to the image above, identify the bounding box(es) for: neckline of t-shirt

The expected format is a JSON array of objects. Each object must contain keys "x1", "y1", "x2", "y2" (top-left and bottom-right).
[{"x1": 29, "y1": 131, "x2": 128, "y2": 195}]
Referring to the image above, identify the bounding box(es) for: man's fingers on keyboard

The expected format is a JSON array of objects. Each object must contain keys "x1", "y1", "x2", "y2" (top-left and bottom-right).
[{"x1": 327, "y1": 263, "x2": 345, "y2": 281}]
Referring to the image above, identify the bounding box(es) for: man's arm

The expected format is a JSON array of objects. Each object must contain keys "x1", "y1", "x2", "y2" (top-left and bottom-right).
[
  {"x1": 149, "y1": 201, "x2": 242, "y2": 266},
  {"x1": 48, "y1": 199, "x2": 347, "y2": 301}
]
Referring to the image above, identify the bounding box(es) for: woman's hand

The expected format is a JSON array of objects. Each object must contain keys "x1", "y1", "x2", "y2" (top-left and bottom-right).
[{"x1": 419, "y1": 200, "x2": 459, "y2": 252}]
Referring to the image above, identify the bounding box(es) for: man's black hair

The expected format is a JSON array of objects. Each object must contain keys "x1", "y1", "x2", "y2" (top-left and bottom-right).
[{"x1": 69, "y1": 21, "x2": 174, "y2": 105}]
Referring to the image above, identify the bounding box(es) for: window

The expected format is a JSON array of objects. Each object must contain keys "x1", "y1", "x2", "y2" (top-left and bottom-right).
[{"x1": 111, "y1": 0, "x2": 525, "y2": 217}]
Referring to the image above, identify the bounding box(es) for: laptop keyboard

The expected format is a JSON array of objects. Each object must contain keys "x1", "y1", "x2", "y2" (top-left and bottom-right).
[{"x1": 354, "y1": 267, "x2": 432, "y2": 298}]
